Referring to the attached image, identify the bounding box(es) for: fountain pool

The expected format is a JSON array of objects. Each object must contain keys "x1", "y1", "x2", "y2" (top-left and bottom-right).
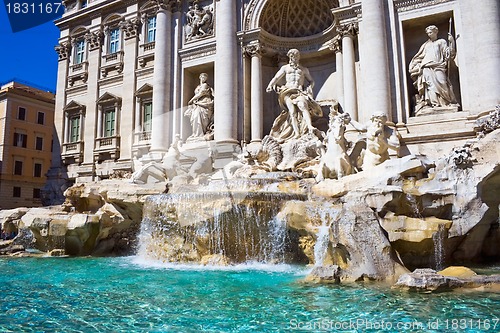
[{"x1": 1, "y1": 257, "x2": 499, "y2": 332}]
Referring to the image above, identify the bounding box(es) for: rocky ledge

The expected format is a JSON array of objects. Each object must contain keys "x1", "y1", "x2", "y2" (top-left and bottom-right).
[{"x1": 394, "y1": 267, "x2": 500, "y2": 292}]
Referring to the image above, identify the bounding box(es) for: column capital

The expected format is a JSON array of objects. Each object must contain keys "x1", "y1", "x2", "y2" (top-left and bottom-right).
[
  {"x1": 55, "y1": 41, "x2": 71, "y2": 61},
  {"x1": 328, "y1": 36, "x2": 342, "y2": 53},
  {"x1": 120, "y1": 18, "x2": 140, "y2": 40},
  {"x1": 336, "y1": 22, "x2": 359, "y2": 38},
  {"x1": 154, "y1": 0, "x2": 179, "y2": 12},
  {"x1": 85, "y1": 31, "x2": 103, "y2": 51},
  {"x1": 243, "y1": 43, "x2": 265, "y2": 58}
]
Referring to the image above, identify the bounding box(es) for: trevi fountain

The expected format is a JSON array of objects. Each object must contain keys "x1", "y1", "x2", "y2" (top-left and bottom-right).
[{"x1": 1, "y1": 0, "x2": 500, "y2": 331}]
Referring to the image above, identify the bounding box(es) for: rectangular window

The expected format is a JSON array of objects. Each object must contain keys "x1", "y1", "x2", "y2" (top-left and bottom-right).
[
  {"x1": 13, "y1": 133, "x2": 27, "y2": 148},
  {"x1": 13, "y1": 187, "x2": 21, "y2": 198},
  {"x1": 37, "y1": 111, "x2": 45, "y2": 125},
  {"x1": 143, "y1": 101, "x2": 152, "y2": 132},
  {"x1": 80, "y1": 0, "x2": 87, "y2": 8},
  {"x1": 109, "y1": 28, "x2": 120, "y2": 54},
  {"x1": 14, "y1": 161, "x2": 23, "y2": 175},
  {"x1": 36, "y1": 137, "x2": 43, "y2": 151},
  {"x1": 18, "y1": 107, "x2": 26, "y2": 120},
  {"x1": 69, "y1": 116, "x2": 80, "y2": 142},
  {"x1": 34, "y1": 163, "x2": 42, "y2": 177},
  {"x1": 104, "y1": 109, "x2": 116, "y2": 137},
  {"x1": 75, "y1": 39, "x2": 85, "y2": 64},
  {"x1": 33, "y1": 188, "x2": 41, "y2": 199},
  {"x1": 147, "y1": 16, "x2": 156, "y2": 43}
]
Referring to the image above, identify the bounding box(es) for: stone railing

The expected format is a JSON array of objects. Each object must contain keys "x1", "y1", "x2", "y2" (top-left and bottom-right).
[{"x1": 62, "y1": 141, "x2": 84, "y2": 164}]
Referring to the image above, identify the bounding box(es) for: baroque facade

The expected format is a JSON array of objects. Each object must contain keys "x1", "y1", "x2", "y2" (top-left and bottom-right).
[{"x1": 48, "y1": 0, "x2": 499, "y2": 186}]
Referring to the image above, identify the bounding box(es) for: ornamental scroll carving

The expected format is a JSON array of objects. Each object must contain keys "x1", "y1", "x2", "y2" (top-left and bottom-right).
[
  {"x1": 154, "y1": 0, "x2": 180, "y2": 12},
  {"x1": 85, "y1": 31, "x2": 103, "y2": 50},
  {"x1": 336, "y1": 22, "x2": 358, "y2": 38},
  {"x1": 55, "y1": 42, "x2": 71, "y2": 60},
  {"x1": 120, "y1": 19, "x2": 140, "y2": 40},
  {"x1": 243, "y1": 43, "x2": 265, "y2": 58}
]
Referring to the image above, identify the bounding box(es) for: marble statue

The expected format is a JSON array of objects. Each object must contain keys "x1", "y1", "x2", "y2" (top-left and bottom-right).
[
  {"x1": 184, "y1": 73, "x2": 214, "y2": 140},
  {"x1": 409, "y1": 24, "x2": 457, "y2": 115},
  {"x1": 266, "y1": 49, "x2": 323, "y2": 142},
  {"x1": 185, "y1": 2, "x2": 213, "y2": 41},
  {"x1": 350, "y1": 112, "x2": 400, "y2": 170},
  {"x1": 131, "y1": 136, "x2": 183, "y2": 184},
  {"x1": 316, "y1": 110, "x2": 353, "y2": 181}
]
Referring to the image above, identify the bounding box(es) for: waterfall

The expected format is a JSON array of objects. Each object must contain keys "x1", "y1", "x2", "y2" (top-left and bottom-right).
[
  {"x1": 405, "y1": 193, "x2": 422, "y2": 218},
  {"x1": 433, "y1": 224, "x2": 446, "y2": 270},
  {"x1": 137, "y1": 190, "x2": 306, "y2": 264},
  {"x1": 312, "y1": 204, "x2": 340, "y2": 267},
  {"x1": 313, "y1": 224, "x2": 330, "y2": 267}
]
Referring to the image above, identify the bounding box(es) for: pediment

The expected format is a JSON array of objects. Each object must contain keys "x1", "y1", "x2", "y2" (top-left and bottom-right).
[{"x1": 97, "y1": 92, "x2": 121, "y2": 105}]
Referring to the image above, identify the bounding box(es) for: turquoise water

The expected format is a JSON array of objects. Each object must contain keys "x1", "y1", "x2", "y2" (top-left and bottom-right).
[{"x1": 0, "y1": 257, "x2": 499, "y2": 332}]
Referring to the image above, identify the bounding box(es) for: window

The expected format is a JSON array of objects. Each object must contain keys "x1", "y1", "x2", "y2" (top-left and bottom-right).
[
  {"x1": 80, "y1": 0, "x2": 87, "y2": 8},
  {"x1": 147, "y1": 16, "x2": 156, "y2": 43},
  {"x1": 13, "y1": 187, "x2": 21, "y2": 198},
  {"x1": 69, "y1": 116, "x2": 80, "y2": 142},
  {"x1": 74, "y1": 39, "x2": 85, "y2": 64},
  {"x1": 34, "y1": 163, "x2": 42, "y2": 177},
  {"x1": 36, "y1": 137, "x2": 43, "y2": 150},
  {"x1": 104, "y1": 109, "x2": 116, "y2": 137},
  {"x1": 13, "y1": 133, "x2": 27, "y2": 148},
  {"x1": 18, "y1": 107, "x2": 26, "y2": 120},
  {"x1": 143, "y1": 101, "x2": 152, "y2": 132},
  {"x1": 14, "y1": 161, "x2": 23, "y2": 175},
  {"x1": 33, "y1": 188, "x2": 41, "y2": 199},
  {"x1": 37, "y1": 111, "x2": 45, "y2": 125},
  {"x1": 109, "y1": 28, "x2": 120, "y2": 54}
]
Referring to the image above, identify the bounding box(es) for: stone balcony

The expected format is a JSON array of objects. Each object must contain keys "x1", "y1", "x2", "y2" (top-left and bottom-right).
[
  {"x1": 67, "y1": 61, "x2": 88, "y2": 87},
  {"x1": 62, "y1": 141, "x2": 84, "y2": 164},
  {"x1": 94, "y1": 136, "x2": 120, "y2": 161},
  {"x1": 101, "y1": 51, "x2": 124, "y2": 78}
]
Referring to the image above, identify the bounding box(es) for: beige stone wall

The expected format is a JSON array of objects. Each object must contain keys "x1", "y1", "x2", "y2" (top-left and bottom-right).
[{"x1": 0, "y1": 83, "x2": 55, "y2": 209}]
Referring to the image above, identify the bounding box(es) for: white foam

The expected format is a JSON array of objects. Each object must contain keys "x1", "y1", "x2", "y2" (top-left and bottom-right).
[{"x1": 127, "y1": 255, "x2": 308, "y2": 274}]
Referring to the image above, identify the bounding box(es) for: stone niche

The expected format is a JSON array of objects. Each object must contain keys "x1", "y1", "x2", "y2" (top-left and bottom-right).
[
  {"x1": 182, "y1": 63, "x2": 215, "y2": 141},
  {"x1": 402, "y1": 11, "x2": 462, "y2": 118}
]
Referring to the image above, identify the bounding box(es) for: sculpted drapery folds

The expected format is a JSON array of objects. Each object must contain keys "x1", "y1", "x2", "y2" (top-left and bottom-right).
[
  {"x1": 185, "y1": 73, "x2": 214, "y2": 140},
  {"x1": 409, "y1": 24, "x2": 457, "y2": 115},
  {"x1": 266, "y1": 49, "x2": 323, "y2": 142}
]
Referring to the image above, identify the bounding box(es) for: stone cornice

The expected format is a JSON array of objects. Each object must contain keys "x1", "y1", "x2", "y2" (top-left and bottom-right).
[
  {"x1": 179, "y1": 40, "x2": 216, "y2": 62},
  {"x1": 393, "y1": 0, "x2": 453, "y2": 12},
  {"x1": 332, "y1": 2, "x2": 361, "y2": 24},
  {"x1": 239, "y1": 24, "x2": 337, "y2": 56}
]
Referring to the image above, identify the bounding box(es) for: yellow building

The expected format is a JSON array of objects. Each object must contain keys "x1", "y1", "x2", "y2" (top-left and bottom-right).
[{"x1": 0, "y1": 82, "x2": 55, "y2": 209}]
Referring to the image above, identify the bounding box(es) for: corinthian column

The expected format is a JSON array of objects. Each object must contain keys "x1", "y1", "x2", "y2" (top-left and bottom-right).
[
  {"x1": 214, "y1": 0, "x2": 238, "y2": 143},
  {"x1": 150, "y1": 0, "x2": 175, "y2": 158},
  {"x1": 329, "y1": 37, "x2": 344, "y2": 108},
  {"x1": 360, "y1": 0, "x2": 391, "y2": 118},
  {"x1": 245, "y1": 43, "x2": 264, "y2": 143},
  {"x1": 338, "y1": 23, "x2": 358, "y2": 121}
]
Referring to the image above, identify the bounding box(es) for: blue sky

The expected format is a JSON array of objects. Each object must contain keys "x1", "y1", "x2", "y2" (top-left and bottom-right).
[{"x1": 0, "y1": 3, "x2": 60, "y2": 92}]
